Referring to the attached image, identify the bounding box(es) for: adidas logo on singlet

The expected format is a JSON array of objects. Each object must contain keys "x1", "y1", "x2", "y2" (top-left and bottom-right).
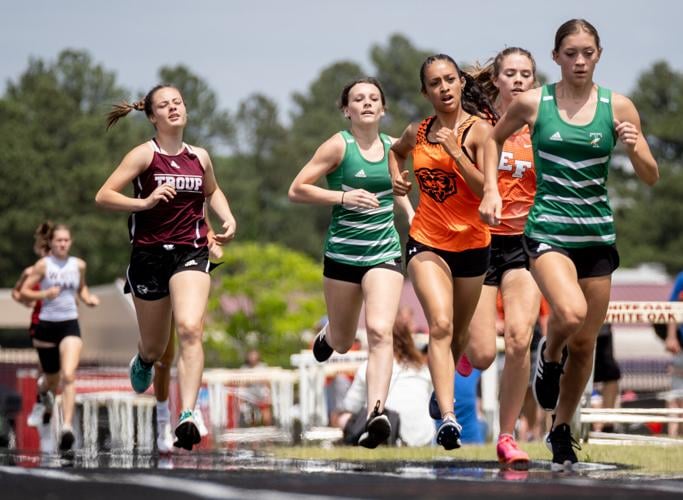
[
  {"x1": 355, "y1": 170, "x2": 367, "y2": 178},
  {"x1": 549, "y1": 131, "x2": 563, "y2": 142},
  {"x1": 170, "y1": 160, "x2": 181, "y2": 169}
]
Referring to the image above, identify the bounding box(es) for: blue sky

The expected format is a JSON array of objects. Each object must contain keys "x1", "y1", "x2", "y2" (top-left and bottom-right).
[{"x1": 2, "y1": 0, "x2": 681, "y2": 120}]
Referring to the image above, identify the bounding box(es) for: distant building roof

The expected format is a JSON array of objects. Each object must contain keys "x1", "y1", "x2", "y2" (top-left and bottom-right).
[{"x1": 0, "y1": 280, "x2": 139, "y2": 364}]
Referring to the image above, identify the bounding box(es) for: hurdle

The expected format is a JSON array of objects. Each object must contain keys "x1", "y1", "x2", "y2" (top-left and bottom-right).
[
  {"x1": 578, "y1": 301, "x2": 683, "y2": 442},
  {"x1": 202, "y1": 367, "x2": 297, "y2": 435}
]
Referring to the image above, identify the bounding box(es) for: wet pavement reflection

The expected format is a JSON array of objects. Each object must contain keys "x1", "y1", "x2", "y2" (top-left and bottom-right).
[{"x1": 2, "y1": 447, "x2": 683, "y2": 499}]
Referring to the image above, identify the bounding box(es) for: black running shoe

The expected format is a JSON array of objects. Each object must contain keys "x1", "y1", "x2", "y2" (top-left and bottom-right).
[
  {"x1": 59, "y1": 429, "x2": 75, "y2": 452},
  {"x1": 42, "y1": 390, "x2": 55, "y2": 425},
  {"x1": 312, "y1": 328, "x2": 333, "y2": 363},
  {"x1": 174, "y1": 410, "x2": 202, "y2": 451},
  {"x1": 436, "y1": 418, "x2": 462, "y2": 451},
  {"x1": 547, "y1": 423, "x2": 580, "y2": 472},
  {"x1": 533, "y1": 337, "x2": 564, "y2": 411},
  {"x1": 358, "y1": 401, "x2": 391, "y2": 449}
]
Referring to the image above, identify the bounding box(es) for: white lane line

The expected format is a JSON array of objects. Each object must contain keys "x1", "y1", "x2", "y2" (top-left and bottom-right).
[{"x1": 0, "y1": 467, "x2": 343, "y2": 500}]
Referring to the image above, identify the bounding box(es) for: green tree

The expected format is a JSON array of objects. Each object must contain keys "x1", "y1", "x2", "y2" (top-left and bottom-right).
[
  {"x1": 204, "y1": 242, "x2": 325, "y2": 368},
  {"x1": 224, "y1": 93, "x2": 289, "y2": 243},
  {"x1": 0, "y1": 50, "x2": 145, "y2": 285},
  {"x1": 612, "y1": 61, "x2": 683, "y2": 274},
  {"x1": 157, "y1": 65, "x2": 235, "y2": 151},
  {"x1": 631, "y1": 61, "x2": 683, "y2": 160},
  {"x1": 236, "y1": 61, "x2": 368, "y2": 259},
  {"x1": 370, "y1": 33, "x2": 434, "y2": 133}
]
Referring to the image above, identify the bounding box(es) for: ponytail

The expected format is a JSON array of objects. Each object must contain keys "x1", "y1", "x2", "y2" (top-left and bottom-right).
[
  {"x1": 106, "y1": 100, "x2": 145, "y2": 130},
  {"x1": 460, "y1": 71, "x2": 498, "y2": 125},
  {"x1": 33, "y1": 221, "x2": 52, "y2": 255},
  {"x1": 106, "y1": 84, "x2": 175, "y2": 130}
]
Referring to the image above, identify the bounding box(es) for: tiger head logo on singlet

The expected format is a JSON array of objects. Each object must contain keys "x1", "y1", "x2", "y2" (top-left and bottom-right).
[{"x1": 414, "y1": 168, "x2": 458, "y2": 202}]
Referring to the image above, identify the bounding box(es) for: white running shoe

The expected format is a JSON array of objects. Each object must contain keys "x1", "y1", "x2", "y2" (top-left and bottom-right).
[
  {"x1": 26, "y1": 402, "x2": 46, "y2": 428},
  {"x1": 156, "y1": 419, "x2": 174, "y2": 454},
  {"x1": 194, "y1": 408, "x2": 209, "y2": 437}
]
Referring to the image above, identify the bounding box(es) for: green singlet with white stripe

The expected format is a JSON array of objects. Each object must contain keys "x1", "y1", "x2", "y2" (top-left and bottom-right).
[
  {"x1": 324, "y1": 130, "x2": 402, "y2": 266},
  {"x1": 526, "y1": 83, "x2": 617, "y2": 248}
]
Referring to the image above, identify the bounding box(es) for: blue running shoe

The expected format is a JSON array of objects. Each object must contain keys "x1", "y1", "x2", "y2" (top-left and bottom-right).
[{"x1": 129, "y1": 354, "x2": 154, "y2": 394}]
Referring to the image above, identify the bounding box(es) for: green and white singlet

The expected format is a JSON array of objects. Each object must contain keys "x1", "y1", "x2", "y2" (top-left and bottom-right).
[
  {"x1": 323, "y1": 130, "x2": 402, "y2": 266},
  {"x1": 525, "y1": 84, "x2": 617, "y2": 248}
]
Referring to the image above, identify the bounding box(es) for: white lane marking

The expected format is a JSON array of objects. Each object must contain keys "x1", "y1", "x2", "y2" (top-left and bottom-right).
[{"x1": 0, "y1": 467, "x2": 342, "y2": 500}]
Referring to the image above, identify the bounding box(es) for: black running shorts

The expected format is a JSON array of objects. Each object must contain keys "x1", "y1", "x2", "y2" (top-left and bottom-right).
[
  {"x1": 323, "y1": 256, "x2": 402, "y2": 284},
  {"x1": 126, "y1": 245, "x2": 210, "y2": 300},
  {"x1": 405, "y1": 236, "x2": 490, "y2": 278},
  {"x1": 522, "y1": 236, "x2": 619, "y2": 279},
  {"x1": 484, "y1": 234, "x2": 529, "y2": 286}
]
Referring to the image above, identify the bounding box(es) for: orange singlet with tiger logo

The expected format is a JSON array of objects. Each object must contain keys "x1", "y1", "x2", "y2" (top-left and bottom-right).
[
  {"x1": 409, "y1": 115, "x2": 490, "y2": 252},
  {"x1": 491, "y1": 125, "x2": 536, "y2": 235}
]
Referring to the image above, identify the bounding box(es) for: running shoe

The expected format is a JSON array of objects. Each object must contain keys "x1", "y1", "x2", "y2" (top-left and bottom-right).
[
  {"x1": 26, "y1": 402, "x2": 45, "y2": 428},
  {"x1": 456, "y1": 353, "x2": 473, "y2": 377},
  {"x1": 41, "y1": 390, "x2": 55, "y2": 424},
  {"x1": 194, "y1": 407, "x2": 209, "y2": 437},
  {"x1": 436, "y1": 417, "x2": 462, "y2": 451},
  {"x1": 156, "y1": 418, "x2": 174, "y2": 454},
  {"x1": 26, "y1": 390, "x2": 55, "y2": 427},
  {"x1": 59, "y1": 428, "x2": 75, "y2": 452},
  {"x1": 357, "y1": 401, "x2": 391, "y2": 449},
  {"x1": 547, "y1": 423, "x2": 580, "y2": 472},
  {"x1": 532, "y1": 337, "x2": 564, "y2": 411},
  {"x1": 428, "y1": 391, "x2": 456, "y2": 420},
  {"x1": 312, "y1": 327, "x2": 333, "y2": 363},
  {"x1": 129, "y1": 353, "x2": 154, "y2": 394},
  {"x1": 496, "y1": 434, "x2": 530, "y2": 469},
  {"x1": 174, "y1": 409, "x2": 201, "y2": 451}
]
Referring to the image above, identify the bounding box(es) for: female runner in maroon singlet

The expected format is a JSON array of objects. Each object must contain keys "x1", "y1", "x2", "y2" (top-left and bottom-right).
[{"x1": 96, "y1": 85, "x2": 236, "y2": 451}]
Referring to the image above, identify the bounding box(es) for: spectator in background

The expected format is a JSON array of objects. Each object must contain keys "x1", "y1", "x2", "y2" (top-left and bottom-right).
[
  {"x1": 591, "y1": 323, "x2": 621, "y2": 433},
  {"x1": 664, "y1": 271, "x2": 683, "y2": 436},
  {"x1": 336, "y1": 306, "x2": 435, "y2": 447}
]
